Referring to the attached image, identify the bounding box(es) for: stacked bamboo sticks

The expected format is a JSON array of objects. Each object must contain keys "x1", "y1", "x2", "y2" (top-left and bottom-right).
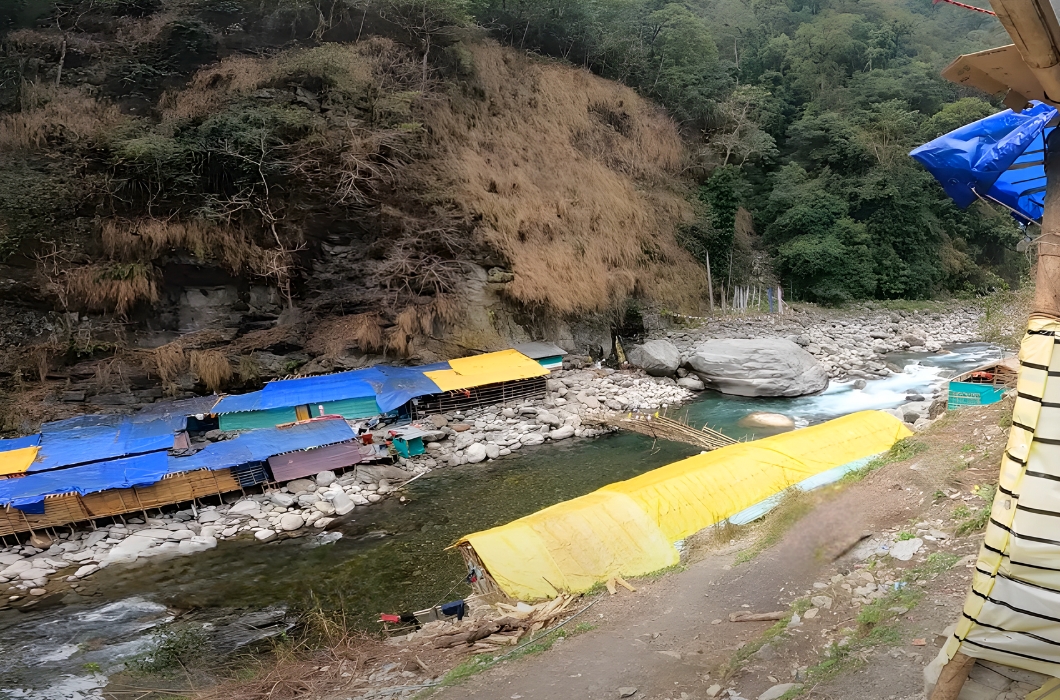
[{"x1": 610, "y1": 409, "x2": 736, "y2": 451}]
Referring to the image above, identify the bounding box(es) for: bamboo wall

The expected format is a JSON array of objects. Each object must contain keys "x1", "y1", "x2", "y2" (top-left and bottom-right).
[{"x1": 0, "y1": 468, "x2": 241, "y2": 538}]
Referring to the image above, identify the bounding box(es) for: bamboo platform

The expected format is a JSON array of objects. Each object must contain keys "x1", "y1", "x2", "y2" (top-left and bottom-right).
[
  {"x1": 607, "y1": 410, "x2": 737, "y2": 451},
  {"x1": 0, "y1": 467, "x2": 241, "y2": 538}
]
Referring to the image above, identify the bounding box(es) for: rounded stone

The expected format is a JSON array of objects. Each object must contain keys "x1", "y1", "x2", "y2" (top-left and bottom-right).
[{"x1": 279, "y1": 514, "x2": 305, "y2": 531}]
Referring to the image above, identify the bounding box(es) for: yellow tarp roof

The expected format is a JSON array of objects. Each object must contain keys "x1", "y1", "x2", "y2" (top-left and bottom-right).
[
  {"x1": 461, "y1": 410, "x2": 911, "y2": 600},
  {"x1": 0, "y1": 446, "x2": 39, "y2": 477},
  {"x1": 425, "y1": 349, "x2": 549, "y2": 392}
]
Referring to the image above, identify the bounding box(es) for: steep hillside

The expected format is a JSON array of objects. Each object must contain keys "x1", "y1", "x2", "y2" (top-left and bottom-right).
[{"x1": 0, "y1": 1, "x2": 709, "y2": 428}]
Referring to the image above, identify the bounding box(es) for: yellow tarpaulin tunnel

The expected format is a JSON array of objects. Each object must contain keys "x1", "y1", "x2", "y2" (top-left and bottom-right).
[{"x1": 459, "y1": 410, "x2": 912, "y2": 600}]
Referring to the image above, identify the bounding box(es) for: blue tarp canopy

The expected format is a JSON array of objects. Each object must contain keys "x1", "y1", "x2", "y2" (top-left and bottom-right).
[
  {"x1": 212, "y1": 364, "x2": 446, "y2": 416},
  {"x1": 0, "y1": 451, "x2": 171, "y2": 513},
  {"x1": 32, "y1": 415, "x2": 180, "y2": 472},
  {"x1": 910, "y1": 101, "x2": 1057, "y2": 223},
  {"x1": 167, "y1": 418, "x2": 355, "y2": 473},
  {"x1": 0, "y1": 434, "x2": 41, "y2": 452}
]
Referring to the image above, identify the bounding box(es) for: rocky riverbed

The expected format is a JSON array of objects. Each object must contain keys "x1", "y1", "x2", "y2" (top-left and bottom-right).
[{"x1": 0, "y1": 304, "x2": 988, "y2": 605}]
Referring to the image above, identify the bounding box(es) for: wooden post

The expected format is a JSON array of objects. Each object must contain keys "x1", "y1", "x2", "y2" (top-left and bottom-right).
[
  {"x1": 1034, "y1": 128, "x2": 1060, "y2": 320},
  {"x1": 705, "y1": 251, "x2": 714, "y2": 313},
  {"x1": 929, "y1": 652, "x2": 976, "y2": 700}
]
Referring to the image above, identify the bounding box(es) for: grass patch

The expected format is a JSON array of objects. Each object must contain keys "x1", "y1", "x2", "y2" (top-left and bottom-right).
[
  {"x1": 840, "y1": 438, "x2": 928, "y2": 484},
  {"x1": 128, "y1": 625, "x2": 208, "y2": 676},
  {"x1": 955, "y1": 486, "x2": 995, "y2": 535},
  {"x1": 734, "y1": 489, "x2": 812, "y2": 564},
  {"x1": 721, "y1": 614, "x2": 794, "y2": 679},
  {"x1": 772, "y1": 557, "x2": 955, "y2": 699}
]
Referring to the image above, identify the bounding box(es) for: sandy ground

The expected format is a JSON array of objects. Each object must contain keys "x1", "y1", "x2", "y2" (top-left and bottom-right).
[{"x1": 425, "y1": 402, "x2": 1008, "y2": 700}]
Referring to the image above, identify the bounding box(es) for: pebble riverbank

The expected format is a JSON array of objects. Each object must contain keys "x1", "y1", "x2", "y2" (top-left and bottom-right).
[{"x1": 0, "y1": 304, "x2": 989, "y2": 603}]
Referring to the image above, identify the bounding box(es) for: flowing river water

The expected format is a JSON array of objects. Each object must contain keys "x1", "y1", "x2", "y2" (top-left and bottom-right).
[{"x1": 0, "y1": 343, "x2": 1005, "y2": 699}]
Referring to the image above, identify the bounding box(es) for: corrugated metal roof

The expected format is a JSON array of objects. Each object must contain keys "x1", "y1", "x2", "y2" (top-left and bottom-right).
[{"x1": 513, "y1": 342, "x2": 567, "y2": 360}]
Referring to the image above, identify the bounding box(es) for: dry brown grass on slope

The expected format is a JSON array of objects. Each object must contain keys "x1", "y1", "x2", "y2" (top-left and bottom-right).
[
  {"x1": 0, "y1": 85, "x2": 124, "y2": 151},
  {"x1": 190, "y1": 350, "x2": 233, "y2": 392},
  {"x1": 59, "y1": 264, "x2": 158, "y2": 317},
  {"x1": 419, "y1": 43, "x2": 709, "y2": 316}
]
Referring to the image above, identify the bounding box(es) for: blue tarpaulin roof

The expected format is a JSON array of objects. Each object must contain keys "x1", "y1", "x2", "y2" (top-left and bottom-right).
[
  {"x1": 910, "y1": 101, "x2": 1057, "y2": 223},
  {"x1": 167, "y1": 418, "x2": 355, "y2": 473},
  {"x1": 32, "y1": 415, "x2": 180, "y2": 473},
  {"x1": 0, "y1": 451, "x2": 171, "y2": 513},
  {"x1": 0, "y1": 435, "x2": 41, "y2": 453},
  {"x1": 212, "y1": 364, "x2": 446, "y2": 416}
]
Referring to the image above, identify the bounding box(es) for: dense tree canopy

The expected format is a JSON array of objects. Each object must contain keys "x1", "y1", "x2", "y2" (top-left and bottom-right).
[{"x1": 470, "y1": 0, "x2": 1027, "y2": 302}]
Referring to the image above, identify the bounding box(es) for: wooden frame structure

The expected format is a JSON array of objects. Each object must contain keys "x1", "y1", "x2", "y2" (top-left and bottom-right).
[
  {"x1": 0, "y1": 467, "x2": 241, "y2": 538},
  {"x1": 411, "y1": 376, "x2": 547, "y2": 418}
]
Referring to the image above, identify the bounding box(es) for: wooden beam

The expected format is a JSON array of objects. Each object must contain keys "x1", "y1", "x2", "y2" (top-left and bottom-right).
[
  {"x1": 929, "y1": 652, "x2": 976, "y2": 700},
  {"x1": 1034, "y1": 128, "x2": 1060, "y2": 319}
]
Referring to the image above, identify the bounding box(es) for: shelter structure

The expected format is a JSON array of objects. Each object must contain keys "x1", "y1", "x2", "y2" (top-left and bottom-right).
[
  {"x1": 947, "y1": 356, "x2": 1018, "y2": 410},
  {"x1": 414, "y1": 350, "x2": 550, "y2": 417},
  {"x1": 0, "y1": 417, "x2": 356, "y2": 537},
  {"x1": 512, "y1": 342, "x2": 567, "y2": 370},
  {"x1": 457, "y1": 411, "x2": 911, "y2": 600},
  {"x1": 212, "y1": 364, "x2": 446, "y2": 430}
]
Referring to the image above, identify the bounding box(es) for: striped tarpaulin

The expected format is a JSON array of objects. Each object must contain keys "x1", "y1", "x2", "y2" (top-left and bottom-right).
[{"x1": 942, "y1": 318, "x2": 1060, "y2": 675}]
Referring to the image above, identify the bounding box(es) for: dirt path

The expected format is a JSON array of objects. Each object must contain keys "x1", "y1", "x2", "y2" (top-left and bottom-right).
[{"x1": 428, "y1": 404, "x2": 1007, "y2": 700}]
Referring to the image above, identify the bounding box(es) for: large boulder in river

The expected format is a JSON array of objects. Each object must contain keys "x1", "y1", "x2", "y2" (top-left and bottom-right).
[
  {"x1": 686, "y1": 339, "x2": 828, "y2": 397},
  {"x1": 627, "y1": 340, "x2": 680, "y2": 377}
]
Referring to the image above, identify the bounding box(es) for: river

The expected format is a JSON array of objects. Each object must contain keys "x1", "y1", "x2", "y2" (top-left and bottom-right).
[{"x1": 0, "y1": 343, "x2": 1003, "y2": 699}]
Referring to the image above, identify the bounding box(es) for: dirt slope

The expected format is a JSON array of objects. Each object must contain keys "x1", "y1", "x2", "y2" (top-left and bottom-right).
[{"x1": 428, "y1": 404, "x2": 1006, "y2": 700}]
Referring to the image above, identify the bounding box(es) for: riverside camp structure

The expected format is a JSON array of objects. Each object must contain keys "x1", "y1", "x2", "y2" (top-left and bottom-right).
[{"x1": 0, "y1": 349, "x2": 551, "y2": 539}]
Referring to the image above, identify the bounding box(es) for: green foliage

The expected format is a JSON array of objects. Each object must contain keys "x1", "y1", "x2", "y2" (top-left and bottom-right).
[
  {"x1": 129, "y1": 625, "x2": 208, "y2": 676},
  {"x1": 955, "y1": 485, "x2": 995, "y2": 535}
]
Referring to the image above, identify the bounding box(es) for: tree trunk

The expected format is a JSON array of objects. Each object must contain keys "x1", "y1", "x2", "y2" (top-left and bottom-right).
[{"x1": 1034, "y1": 128, "x2": 1060, "y2": 320}]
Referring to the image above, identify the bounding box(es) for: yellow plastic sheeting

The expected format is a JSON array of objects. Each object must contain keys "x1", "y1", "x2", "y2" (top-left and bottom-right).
[
  {"x1": 604, "y1": 410, "x2": 911, "y2": 542},
  {"x1": 463, "y1": 491, "x2": 678, "y2": 599},
  {"x1": 425, "y1": 349, "x2": 549, "y2": 392},
  {"x1": 940, "y1": 318, "x2": 1060, "y2": 677},
  {"x1": 0, "y1": 447, "x2": 38, "y2": 477},
  {"x1": 461, "y1": 410, "x2": 911, "y2": 600}
]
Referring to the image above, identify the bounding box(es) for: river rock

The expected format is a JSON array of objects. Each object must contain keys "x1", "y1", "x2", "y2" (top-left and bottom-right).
[
  {"x1": 466, "y1": 443, "x2": 488, "y2": 463},
  {"x1": 485, "y1": 443, "x2": 501, "y2": 459},
  {"x1": 550, "y1": 425, "x2": 575, "y2": 440},
  {"x1": 627, "y1": 340, "x2": 680, "y2": 377},
  {"x1": 521, "y1": 432, "x2": 545, "y2": 446},
  {"x1": 229, "y1": 500, "x2": 261, "y2": 515},
  {"x1": 197, "y1": 510, "x2": 224, "y2": 524},
  {"x1": 759, "y1": 684, "x2": 798, "y2": 700},
  {"x1": 313, "y1": 501, "x2": 336, "y2": 515},
  {"x1": 331, "y1": 491, "x2": 355, "y2": 516},
  {"x1": 255, "y1": 529, "x2": 276, "y2": 542},
  {"x1": 170, "y1": 530, "x2": 195, "y2": 541},
  {"x1": 0, "y1": 560, "x2": 31, "y2": 578},
  {"x1": 178, "y1": 535, "x2": 217, "y2": 555},
  {"x1": 103, "y1": 536, "x2": 158, "y2": 564},
  {"x1": 29, "y1": 532, "x2": 52, "y2": 549},
  {"x1": 676, "y1": 376, "x2": 705, "y2": 391},
  {"x1": 269, "y1": 492, "x2": 296, "y2": 508},
  {"x1": 286, "y1": 479, "x2": 315, "y2": 493},
  {"x1": 279, "y1": 514, "x2": 305, "y2": 531},
  {"x1": 355, "y1": 464, "x2": 414, "y2": 483},
  {"x1": 315, "y1": 470, "x2": 337, "y2": 486},
  {"x1": 687, "y1": 339, "x2": 828, "y2": 397},
  {"x1": 889, "y1": 537, "x2": 924, "y2": 561},
  {"x1": 737, "y1": 412, "x2": 795, "y2": 430},
  {"x1": 73, "y1": 564, "x2": 99, "y2": 578}
]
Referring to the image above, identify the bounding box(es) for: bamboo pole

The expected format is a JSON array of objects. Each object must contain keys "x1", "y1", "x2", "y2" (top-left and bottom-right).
[
  {"x1": 1034, "y1": 129, "x2": 1060, "y2": 320},
  {"x1": 705, "y1": 251, "x2": 714, "y2": 314}
]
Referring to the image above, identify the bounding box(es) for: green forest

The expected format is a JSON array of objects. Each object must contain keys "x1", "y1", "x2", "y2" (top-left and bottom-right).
[
  {"x1": 0, "y1": 0, "x2": 1030, "y2": 312},
  {"x1": 467, "y1": 0, "x2": 1026, "y2": 302}
]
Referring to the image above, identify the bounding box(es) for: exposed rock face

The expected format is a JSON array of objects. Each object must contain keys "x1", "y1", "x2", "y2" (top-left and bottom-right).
[
  {"x1": 627, "y1": 340, "x2": 680, "y2": 377},
  {"x1": 686, "y1": 339, "x2": 828, "y2": 397},
  {"x1": 737, "y1": 412, "x2": 796, "y2": 429}
]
